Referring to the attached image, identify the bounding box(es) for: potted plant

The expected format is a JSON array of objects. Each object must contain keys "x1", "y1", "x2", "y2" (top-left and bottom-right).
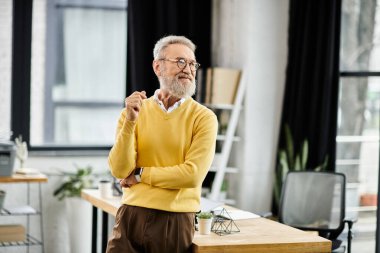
[
  {"x1": 197, "y1": 212, "x2": 213, "y2": 235},
  {"x1": 274, "y1": 124, "x2": 328, "y2": 213},
  {"x1": 53, "y1": 166, "x2": 93, "y2": 200},
  {"x1": 360, "y1": 193, "x2": 377, "y2": 206},
  {"x1": 53, "y1": 165, "x2": 93, "y2": 253}
]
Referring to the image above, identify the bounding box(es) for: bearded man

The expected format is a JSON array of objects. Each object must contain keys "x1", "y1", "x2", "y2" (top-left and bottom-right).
[{"x1": 106, "y1": 35, "x2": 218, "y2": 253}]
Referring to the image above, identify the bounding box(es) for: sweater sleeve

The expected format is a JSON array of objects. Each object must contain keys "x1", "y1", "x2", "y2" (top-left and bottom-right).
[
  {"x1": 108, "y1": 109, "x2": 137, "y2": 179},
  {"x1": 141, "y1": 113, "x2": 218, "y2": 189}
]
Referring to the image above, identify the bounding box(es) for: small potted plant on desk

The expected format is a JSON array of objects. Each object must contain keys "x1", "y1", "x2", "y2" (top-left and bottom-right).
[{"x1": 197, "y1": 212, "x2": 213, "y2": 235}]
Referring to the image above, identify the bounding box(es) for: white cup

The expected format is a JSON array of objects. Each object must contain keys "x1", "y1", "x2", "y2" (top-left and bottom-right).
[{"x1": 99, "y1": 180, "x2": 112, "y2": 198}]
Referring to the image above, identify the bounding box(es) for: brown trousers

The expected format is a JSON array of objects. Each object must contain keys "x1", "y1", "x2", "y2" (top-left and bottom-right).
[{"x1": 106, "y1": 205, "x2": 195, "y2": 253}]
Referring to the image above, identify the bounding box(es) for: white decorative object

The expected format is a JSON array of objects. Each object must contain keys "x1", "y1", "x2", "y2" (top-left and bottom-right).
[{"x1": 15, "y1": 136, "x2": 28, "y2": 169}]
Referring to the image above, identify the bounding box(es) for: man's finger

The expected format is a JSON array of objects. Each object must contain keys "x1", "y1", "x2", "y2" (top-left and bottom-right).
[
  {"x1": 135, "y1": 91, "x2": 146, "y2": 100},
  {"x1": 120, "y1": 179, "x2": 129, "y2": 188}
]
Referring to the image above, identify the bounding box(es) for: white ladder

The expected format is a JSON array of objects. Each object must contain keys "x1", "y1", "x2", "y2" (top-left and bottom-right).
[{"x1": 209, "y1": 74, "x2": 246, "y2": 202}]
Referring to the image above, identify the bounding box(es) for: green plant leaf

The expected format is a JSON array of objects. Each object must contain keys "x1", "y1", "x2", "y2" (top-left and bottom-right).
[
  {"x1": 315, "y1": 155, "x2": 329, "y2": 171},
  {"x1": 221, "y1": 180, "x2": 228, "y2": 192},
  {"x1": 197, "y1": 212, "x2": 213, "y2": 219},
  {"x1": 281, "y1": 162, "x2": 289, "y2": 182},
  {"x1": 279, "y1": 150, "x2": 287, "y2": 167},
  {"x1": 301, "y1": 140, "x2": 308, "y2": 169},
  {"x1": 53, "y1": 165, "x2": 94, "y2": 201},
  {"x1": 273, "y1": 173, "x2": 282, "y2": 207},
  {"x1": 284, "y1": 124, "x2": 294, "y2": 169},
  {"x1": 279, "y1": 150, "x2": 289, "y2": 181},
  {"x1": 294, "y1": 154, "x2": 301, "y2": 171}
]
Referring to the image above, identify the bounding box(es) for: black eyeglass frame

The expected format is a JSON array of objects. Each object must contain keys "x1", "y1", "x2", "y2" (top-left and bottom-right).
[{"x1": 159, "y1": 58, "x2": 201, "y2": 71}]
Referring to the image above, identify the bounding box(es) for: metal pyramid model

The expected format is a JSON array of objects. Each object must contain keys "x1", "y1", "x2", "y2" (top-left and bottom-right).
[{"x1": 211, "y1": 208, "x2": 240, "y2": 236}]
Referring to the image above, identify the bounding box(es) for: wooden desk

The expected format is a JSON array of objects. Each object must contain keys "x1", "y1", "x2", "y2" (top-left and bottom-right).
[
  {"x1": 0, "y1": 173, "x2": 48, "y2": 183},
  {"x1": 81, "y1": 189, "x2": 331, "y2": 253}
]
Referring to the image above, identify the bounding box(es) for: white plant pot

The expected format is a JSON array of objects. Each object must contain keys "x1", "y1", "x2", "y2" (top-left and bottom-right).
[
  {"x1": 198, "y1": 218, "x2": 213, "y2": 235},
  {"x1": 66, "y1": 197, "x2": 92, "y2": 253}
]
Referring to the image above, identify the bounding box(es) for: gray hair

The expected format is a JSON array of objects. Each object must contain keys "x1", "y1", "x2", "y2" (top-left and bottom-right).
[{"x1": 153, "y1": 35, "x2": 196, "y2": 60}]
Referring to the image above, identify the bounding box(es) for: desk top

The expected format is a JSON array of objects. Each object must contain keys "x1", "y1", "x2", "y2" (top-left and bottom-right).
[
  {"x1": 81, "y1": 189, "x2": 331, "y2": 253},
  {"x1": 82, "y1": 189, "x2": 120, "y2": 216},
  {"x1": 0, "y1": 173, "x2": 48, "y2": 183}
]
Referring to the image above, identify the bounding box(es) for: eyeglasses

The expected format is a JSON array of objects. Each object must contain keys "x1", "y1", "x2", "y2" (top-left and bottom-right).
[{"x1": 160, "y1": 58, "x2": 201, "y2": 71}]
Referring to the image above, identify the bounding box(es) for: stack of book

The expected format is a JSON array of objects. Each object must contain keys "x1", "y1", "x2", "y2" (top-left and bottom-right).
[
  {"x1": 196, "y1": 67, "x2": 241, "y2": 105},
  {"x1": 0, "y1": 224, "x2": 25, "y2": 242}
]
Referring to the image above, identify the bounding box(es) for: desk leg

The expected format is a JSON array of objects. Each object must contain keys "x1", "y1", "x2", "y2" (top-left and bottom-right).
[
  {"x1": 102, "y1": 211, "x2": 108, "y2": 253},
  {"x1": 92, "y1": 206, "x2": 97, "y2": 253},
  {"x1": 38, "y1": 183, "x2": 45, "y2": 253}
]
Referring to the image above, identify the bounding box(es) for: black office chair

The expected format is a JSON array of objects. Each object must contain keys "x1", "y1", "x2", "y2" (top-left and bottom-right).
[{"x1": 278, "y1": 171, "x2": 355, "y2": 253}]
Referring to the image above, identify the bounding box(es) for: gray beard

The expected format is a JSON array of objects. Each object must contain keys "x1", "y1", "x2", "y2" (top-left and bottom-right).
[{"x1": 159, "y1": 75, "x2": 196, "y2": 98}]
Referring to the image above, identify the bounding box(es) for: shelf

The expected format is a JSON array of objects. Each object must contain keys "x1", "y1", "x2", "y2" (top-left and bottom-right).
[
  {"x1": 0, "y1": 233, "x2": 42, "y2": 247},
  {"x1": 0, "y1": 208, "x2": 40, "y2": 216},
  {"x1": 209, "y1": 166, "x2": 239, "y2": 173},
  {"x1": 0, "y1": 174, "x2": 46, "y2": 250},
  {"x1": 208, "y1": 75, "x2": 246, "y2": 203},
  {"x1": 216, "y1": 135, "x2": 241, "y2": 142},
  {"x1": 205, "y1": 103, "x2": 236, "y2": 110},
  {"x1": 0, "y1": 174, "x2": 48, "y2": 183}
]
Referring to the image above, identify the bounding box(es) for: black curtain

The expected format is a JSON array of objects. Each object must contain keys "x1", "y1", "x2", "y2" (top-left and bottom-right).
[
  {"x1": 279, "y1": 0, "x2": 342, "y2": 171},
  {"x1": 126, "y1": 0, "x2": 212, "y2": 97}
]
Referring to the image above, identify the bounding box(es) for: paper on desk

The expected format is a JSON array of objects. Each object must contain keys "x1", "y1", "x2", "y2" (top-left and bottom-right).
[{"x1": 214, "y1": 209, "x2": 260, "y2": 220}]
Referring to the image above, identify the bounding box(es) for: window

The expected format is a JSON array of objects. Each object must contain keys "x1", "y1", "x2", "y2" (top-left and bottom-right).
[
  {"x1": 29, "y1": 0, "x2": 127, "y2": 148},
  {"x1": 337, "y1": 0, "x2": 380, "y2": 251},
  {"x1": 0, "y1": 0, "x2": 13, "y2": 140}
]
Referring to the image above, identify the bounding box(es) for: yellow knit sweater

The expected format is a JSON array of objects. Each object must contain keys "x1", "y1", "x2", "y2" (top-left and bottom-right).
[{"x1": 108, "y1": 97, "x2": 218, "y2": 212}]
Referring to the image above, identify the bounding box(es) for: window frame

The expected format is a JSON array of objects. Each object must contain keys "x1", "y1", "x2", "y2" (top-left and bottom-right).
[
  {"x1": 11, "y1": 0, "x2": 127, "y2": 153},
  {"x1": 338, "y1": 67, "x2": 380, "y2": 253}
]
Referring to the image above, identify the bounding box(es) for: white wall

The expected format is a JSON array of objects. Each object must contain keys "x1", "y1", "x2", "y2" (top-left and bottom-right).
[
  {"x1": 0, "y1": 0, "x2": 12, "y2": 136},
  {"x1": 212, "y1": 0, "x2": 289, "y2": 213}
]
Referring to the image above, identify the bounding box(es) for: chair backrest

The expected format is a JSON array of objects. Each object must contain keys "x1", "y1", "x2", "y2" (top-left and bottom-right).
[{"x1": 279, "y1": 171, "x2": 346, "y2": 239}]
